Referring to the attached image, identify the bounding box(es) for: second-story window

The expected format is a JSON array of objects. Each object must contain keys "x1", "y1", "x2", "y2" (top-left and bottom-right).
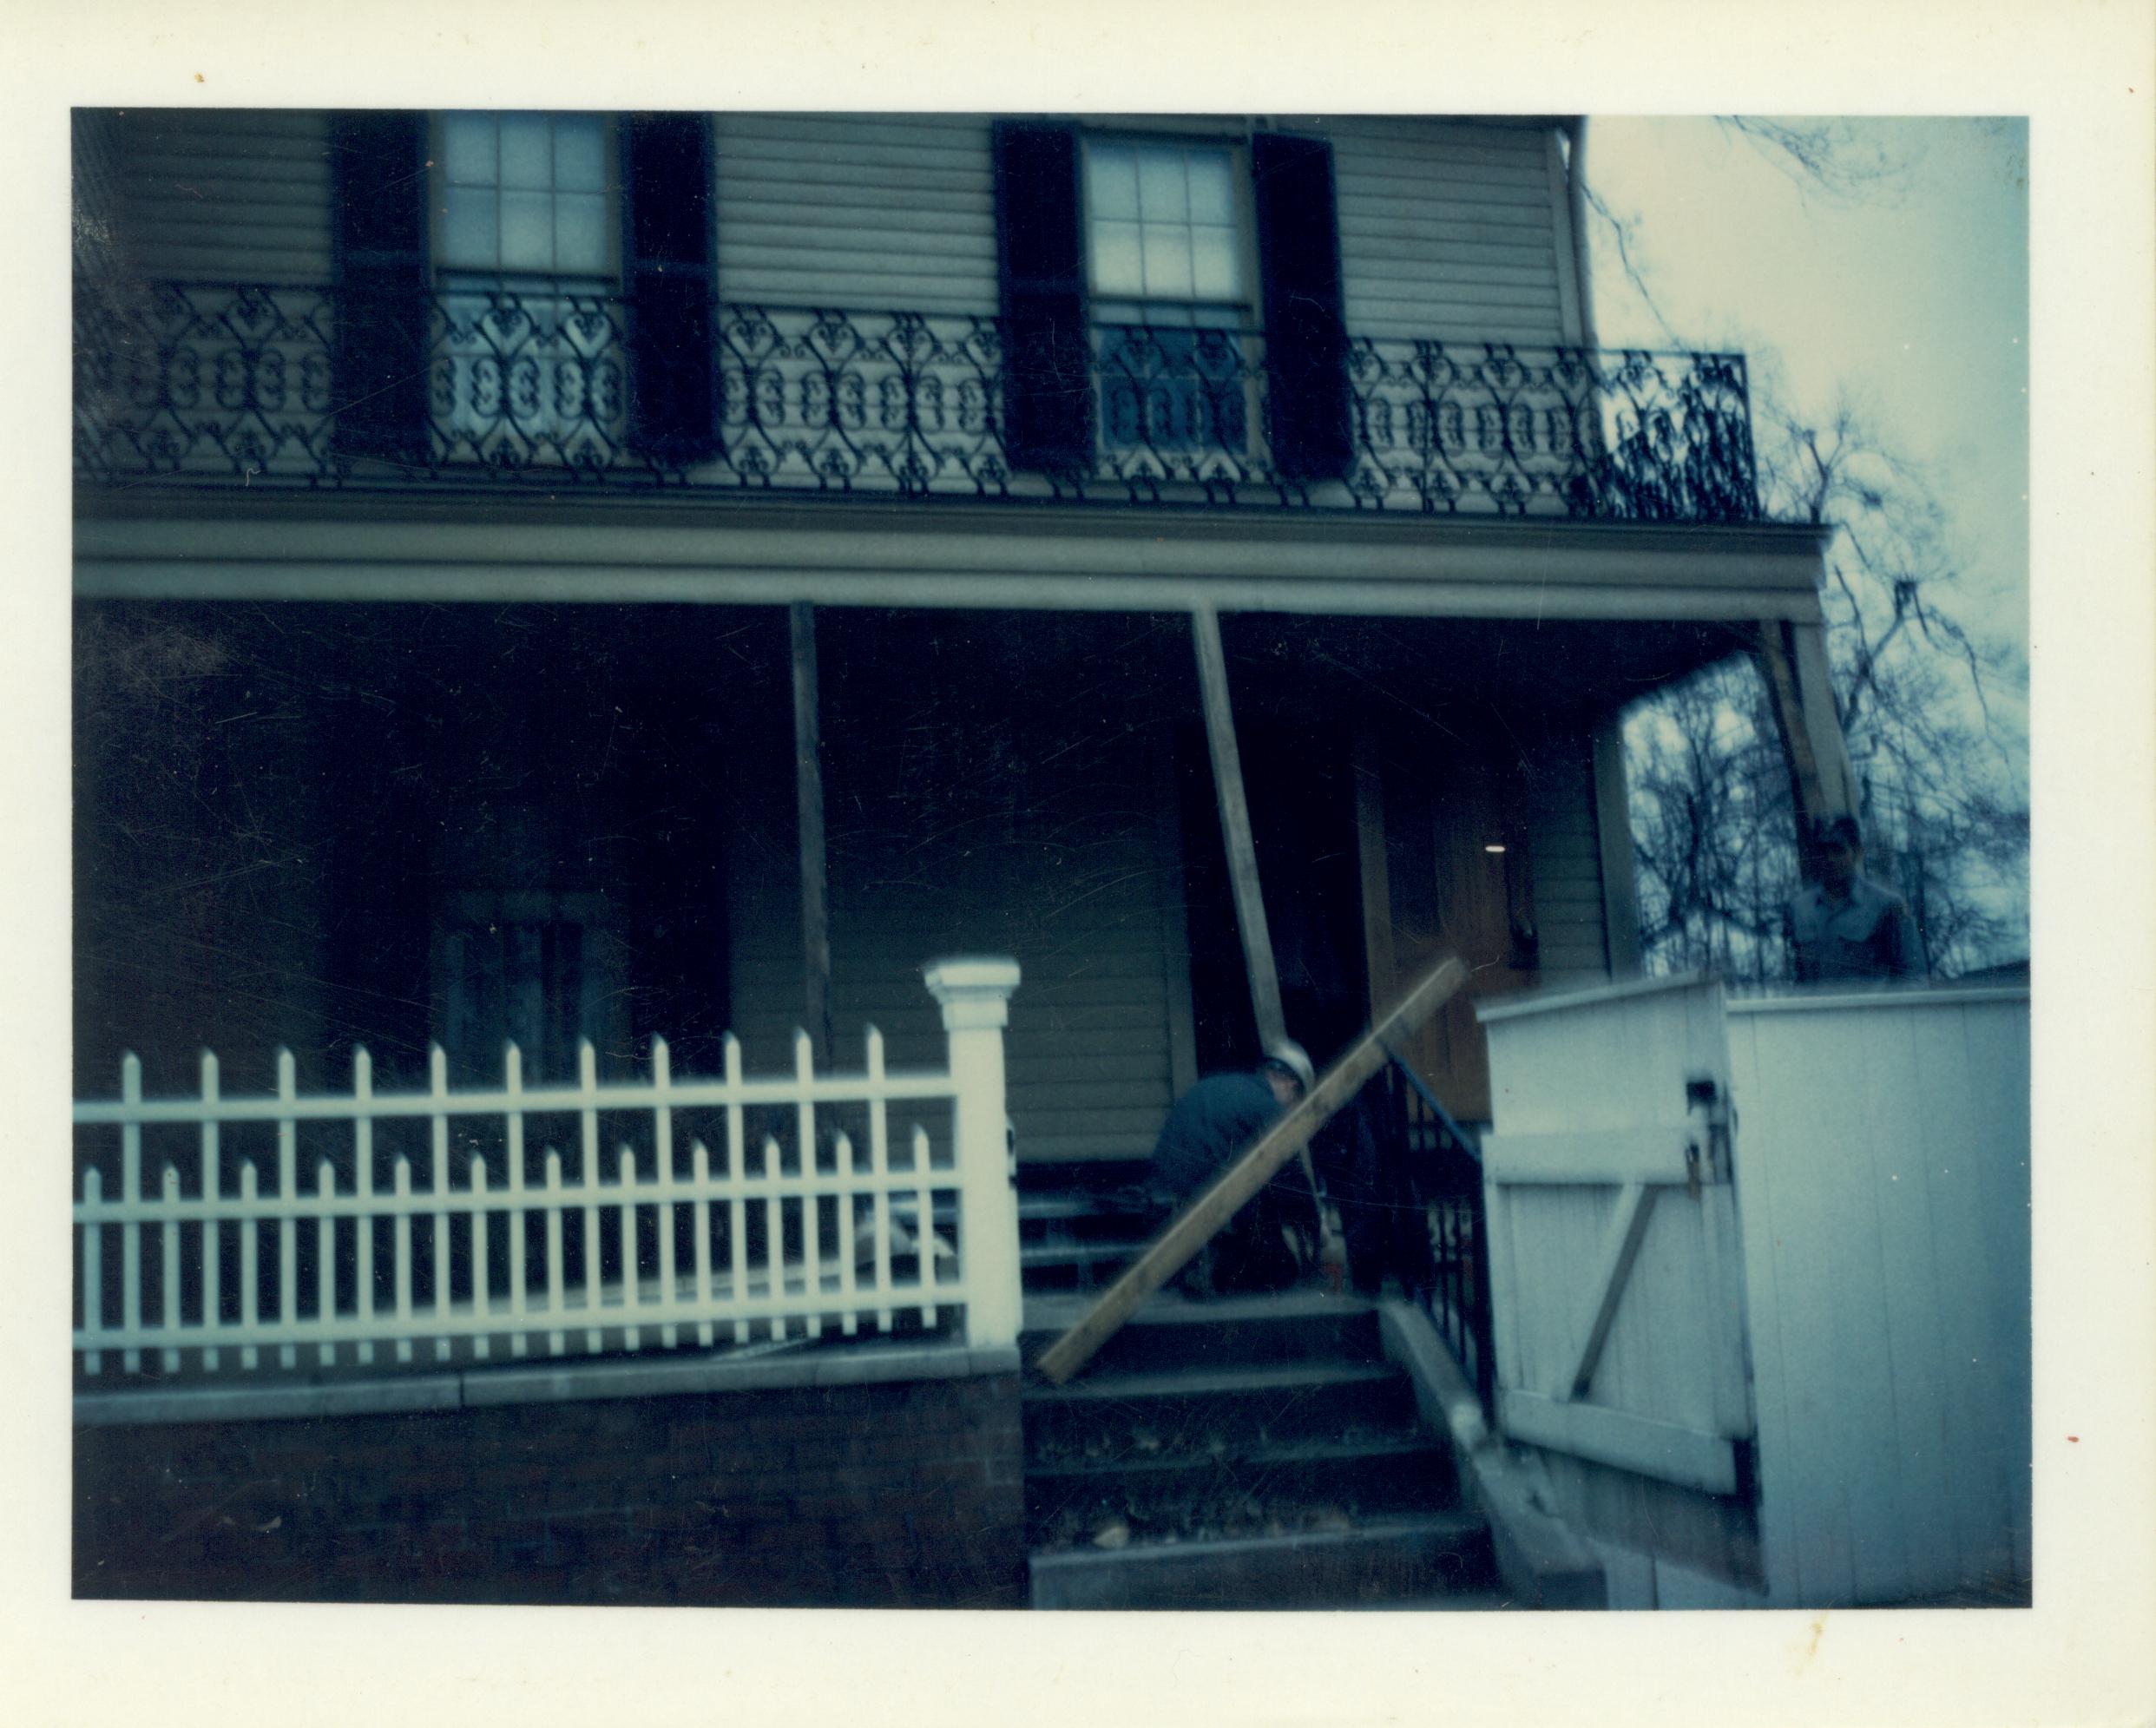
[
  {"x1": 1083, "y1": 138, "x2": 1252, "y2": 456},
  {"x1": 434, "y1": 111, "x2": 623, "y2": 463}
]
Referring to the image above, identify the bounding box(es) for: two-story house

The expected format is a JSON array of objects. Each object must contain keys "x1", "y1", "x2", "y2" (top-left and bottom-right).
[{"x1": 71, "y1": 108, "x2": 1878, "y2": 1609}]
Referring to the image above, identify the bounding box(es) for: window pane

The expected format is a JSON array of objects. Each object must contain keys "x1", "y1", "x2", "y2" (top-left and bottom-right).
[
  {"x1": 1094, "y1": 220, "x2": 1147, "y2": 295},
  {"x1": 1087, "y1": 142, "x2": 1139, "y2": 219},
  {"x1": 554, "y1": 193, "x2": 608, "y2": 276},
  {"x1": 1140, "y1": 224, "x2": 1193, "y2": 299},
  {"x1": 1186, "y1": 152, "x2": 1234, "y2": 225},
  {"x1": 499, "y1": 114, "x2": 552, "y2": 190},
  {"x1": 1190, "y1": 224, "x2": 1239, "y2": 300},
  {"x1": 441, "y1": 186, "x2": 498, "y2": 269},
  {"x1": 1136, "y1": 148, "x2": 1188, "y2": 222},
  {"x1": 444, "y1": 113, "x2": 497, "y2": 187},
  {"x1": 500, "y1": 189, "x2": 553, "y2": 271},
  {"x1": 1091, "y1": 220, "x2": 1144, "y2": 296},
  {"x1": 554, "y1": 116, "x2": 606, "y2": 193}
]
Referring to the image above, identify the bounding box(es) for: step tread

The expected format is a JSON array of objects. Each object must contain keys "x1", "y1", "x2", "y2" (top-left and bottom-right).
[
  {"x1": 1026, "y1": 1358, "x2": 1402, "y2": 1405},
  {"x1": 1025, "y1": 1431, "x2": 1443, "y2": 1483},
  {"x1": 1022, "y1": 1289, "x2": 1377, "y2": 1336},
  {"x1": 1035, "y1": 1506, "x2": 1484, "y2": 1555}
]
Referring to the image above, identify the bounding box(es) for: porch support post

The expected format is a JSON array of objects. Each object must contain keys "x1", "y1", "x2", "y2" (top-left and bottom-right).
[
  {"x1": 1590, "y1": 714, "x2": 1644, "y2": 977},
  {"x1": 1353, "y1": 726, "x2": 1398, "y2": 1015},
  {"x1": 790, "y1": 602, "x2": 833, "y2": 1069},
  {"x1": 925, "y1": 956, "x2": 1023, "y2": 1350},
  {"x1": 1188, "y1": 603, "x2": 1286, "y2": 1047},
  {"x1": 1755, "y1": 618, "x2": 1858, "y2": 880}
]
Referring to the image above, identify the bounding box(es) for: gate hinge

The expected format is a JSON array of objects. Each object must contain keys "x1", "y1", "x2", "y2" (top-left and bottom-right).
[{"x1": 1684, "y1": 1076, "x2": 1732, "y2": 1186}]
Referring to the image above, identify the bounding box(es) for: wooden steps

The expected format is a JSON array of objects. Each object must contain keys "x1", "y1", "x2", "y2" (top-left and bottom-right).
[{"x1": 1019, "y1": 1288, "x2": 1504, "y2": 1611}]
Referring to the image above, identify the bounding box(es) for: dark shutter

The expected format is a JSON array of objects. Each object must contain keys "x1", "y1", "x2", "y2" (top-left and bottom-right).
[
  {"x1": 330, "y1": 111, "x2": 431, "y2": 468},
  {"x1": 1252, "y1": 133, "x2": 1353, "y2": 483},
  {"x1": 621, "y1": 113, "x2": 719, "y2": 464},
  {"x1": 992, "y1": 122, "x2": 1093, "y2": 475}
]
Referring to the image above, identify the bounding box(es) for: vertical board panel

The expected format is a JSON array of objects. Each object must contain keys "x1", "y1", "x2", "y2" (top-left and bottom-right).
[{"x1": 1729, "y1": 990, "x2": 2032, "y2": 1606}]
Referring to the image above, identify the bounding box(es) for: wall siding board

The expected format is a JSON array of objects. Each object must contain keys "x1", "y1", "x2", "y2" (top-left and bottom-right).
[
  {"x1": 110, "y1": 110, "x2": 335, "y2": 284},
  {"x1": 714, "y1": 115, "x2": 997, "y2": 316}
]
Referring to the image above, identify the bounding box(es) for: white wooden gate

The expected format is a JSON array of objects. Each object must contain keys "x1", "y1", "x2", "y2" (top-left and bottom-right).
[{"x1": 1478, "y1": 976, "x2": 1762, "y2": 1588}]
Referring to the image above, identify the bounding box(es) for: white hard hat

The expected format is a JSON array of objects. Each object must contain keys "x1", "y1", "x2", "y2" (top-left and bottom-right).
[{"x1": 1262, "y1": 1038, "x2": 1315, "y2": 1094}]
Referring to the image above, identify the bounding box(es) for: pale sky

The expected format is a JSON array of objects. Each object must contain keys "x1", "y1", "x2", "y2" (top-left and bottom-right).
[{"x1": 1583, "y1": 118, "x2": 2031, "y2": 708}]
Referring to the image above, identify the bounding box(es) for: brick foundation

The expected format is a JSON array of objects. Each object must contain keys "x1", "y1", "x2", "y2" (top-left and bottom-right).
[{"x1": 76, "y1": 1368, "x2": 1026, "y2": 1607}]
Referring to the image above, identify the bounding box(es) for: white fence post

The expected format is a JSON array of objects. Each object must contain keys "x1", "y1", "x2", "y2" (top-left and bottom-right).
[{"x1": 924, "y1": 957, "x2": 1022, "y2": 1350}]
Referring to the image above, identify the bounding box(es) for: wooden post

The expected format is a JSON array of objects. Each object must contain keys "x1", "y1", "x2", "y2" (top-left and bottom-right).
[
  {"x1": 1353, "y1": 728, "x2": 1397, "y2": 1018},
  {"x1": 924, "y1": 957, "x2": 1024, "y2": 1349},
  {"x1": 790, "y1": 602, "x2": 833, "y2": 1069},
  {"x1": 1032, "y1": 956, "x2": 1469, "y2": 1385},
  {"x1": 1189, "y1": 604, "x2": 1285, "y2": 1046},
  {"x1": 1756, "y1": 619, "x2": 1857, "y2": 880}
]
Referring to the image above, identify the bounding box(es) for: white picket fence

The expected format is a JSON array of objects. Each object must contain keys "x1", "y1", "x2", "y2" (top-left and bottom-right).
[{"x1": 73, "y1": 958, "x2": 1023, "y2": 1380}]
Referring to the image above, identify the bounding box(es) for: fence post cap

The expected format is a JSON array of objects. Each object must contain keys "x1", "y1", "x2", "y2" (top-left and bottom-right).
[{"x1": 923, "y1": 956, "x2": 1022, "y2": 1028}]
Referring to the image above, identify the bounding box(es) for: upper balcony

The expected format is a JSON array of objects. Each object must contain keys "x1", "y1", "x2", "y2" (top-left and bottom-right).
[{"x1": 74, "y1": 281, "x2": 1761, "y2": 526}]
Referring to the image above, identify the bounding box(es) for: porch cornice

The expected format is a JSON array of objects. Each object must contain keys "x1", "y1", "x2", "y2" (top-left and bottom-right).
[{"x1": 74, "y1": 496, "x2": 1834, "y2": 625}]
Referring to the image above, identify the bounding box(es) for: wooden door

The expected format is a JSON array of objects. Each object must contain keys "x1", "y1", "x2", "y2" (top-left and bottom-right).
[{"x1": 1477, "y1": 975, "x2": 1763, "y2": 1589}]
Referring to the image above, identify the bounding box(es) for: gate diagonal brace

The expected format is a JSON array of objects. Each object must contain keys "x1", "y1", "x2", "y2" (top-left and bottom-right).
[{"x1": 1031, "y1": 956, "x2": 1469, "y2": 1386}]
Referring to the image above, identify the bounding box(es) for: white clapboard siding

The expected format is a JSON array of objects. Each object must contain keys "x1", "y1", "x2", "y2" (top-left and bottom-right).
[
  {"x1": 1522, "y1": 737, "x2": 1610, "y2": 983},
  {"x1": 713, "y1": 114, "x2": 999, "y2": 315},
  {"x1": 110, "y1": 110, "x2": 335, "y2": 284},
  {"x1": 1322, "y1": 117, "x2": 1567, "y2": 345},
  {"x1": 1719, "y1": 989, "x2": 2033, "y2": 1608}
]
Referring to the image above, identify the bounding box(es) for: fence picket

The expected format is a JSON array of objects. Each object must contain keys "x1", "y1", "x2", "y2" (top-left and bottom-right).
[
  {"x1": 393, "y1": 1154, "x2": 414, "y2": 1364},
  {"x1": 868, "y1": 1028, "x2": 892, "y2": 1331},
  {"x1": 796, "y1": 1031, "x2": 822, "y2": 1341},
  {"x1": 429, "y1": 1047, "x2": 451, "y2": 1365},
  {"x1": 835, "y1": 1130, "x2": 858, "y2": 1337},
  {"x1": 505, "y1": 1043, "x2": 527, "y2": 1358},
  {"x1": 71, "y1": 963, "x2": 1023, "y2": 1382},
  {"x1": 913, "y1": 1125, "x2": 937, "y2": 1328},
  {"x1": 653, "y1": 1039, "x2": 678, "y2": 1350},
  {"x1": 201, "y1": 1052, "x2": 221, "y2": 1370},
  {"x1": 764, "y1": 1133, "x2": 785, "y2": 1342},
  {"x1": 352, "y1": 1048, "x2": 371, "y2": 1367},
  {"x1": 544, "y1": 1148, "x2": 567, "y2": 1356},
  {"x1": 82, "y1": 1169, "x2": 104, "y2": 1375},
  {"x1": 618, "y1": 1146, "x2": 642, "y2": 1352},
  {"x1": 161, "y1": 1165, "x2": 182, "y2": 1373},
  {"x1": 277, "y1": 1049, "x2": 298, "y2": 1369},
  {"x1": 122, "y1": 1055, "x2": 141, "y2": 1373},
  {"x1": 691, "y1": 1138, "x2": 714, "y2": 1349},
  {"x1": 470, "y1": 1153, "x2": 490, "y2": 1362},
  {"x1": 579, "y1": 1041, "x2": 601, "y2": 1355},
  {"x1": 726, "y1": 1036, "x2": 749, "y2": 1345},
  {"x1": 240, "y1": 1160, "x2": 260, "y2": 1370},
  {"x1": 316, "y1": 1156, "x2": 337, "y2": 1368}
]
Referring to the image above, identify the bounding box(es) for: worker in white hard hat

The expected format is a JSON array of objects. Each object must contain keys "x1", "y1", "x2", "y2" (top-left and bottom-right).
[{"x1": 1147, "y1": 1036, "x2": 1319, "y2": 1296}]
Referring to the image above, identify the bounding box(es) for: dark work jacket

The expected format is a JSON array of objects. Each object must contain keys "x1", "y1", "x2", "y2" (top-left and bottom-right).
[{"x1": 1148, "y1": 1071, "x2": 1285, "y2": 1204}]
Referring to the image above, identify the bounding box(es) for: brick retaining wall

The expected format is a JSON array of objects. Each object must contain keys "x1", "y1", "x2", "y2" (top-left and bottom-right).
[{"x1": 76, "y1": 1360, "x2": 1026, "y2": 1607}]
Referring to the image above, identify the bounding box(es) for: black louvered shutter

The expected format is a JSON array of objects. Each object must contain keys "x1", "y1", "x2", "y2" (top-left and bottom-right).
[
  {"x1": 330, "y1": 111, "x2": 431, "y2": 467},
  {"x1": 992, "y1": 122, "x2": 1093, "y2": 475},
  {"x1": 621, "y1": 113, "x2": 719, "y2": 464},
  {"x1": 1252, "y1": 133, "x2": 1353, "y2": 483}
]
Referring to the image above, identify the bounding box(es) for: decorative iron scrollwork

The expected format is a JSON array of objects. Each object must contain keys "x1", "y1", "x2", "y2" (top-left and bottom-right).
[{"x1": 75, "y1": 280, "x2": 1759, "y2": 521}]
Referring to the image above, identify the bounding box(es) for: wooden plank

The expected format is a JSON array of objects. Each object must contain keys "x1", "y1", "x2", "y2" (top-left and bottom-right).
[
  {"x1": 790, "y1": 604, "x2": 832, "y2": 1072},
  {"x1": 1187, "y1": 604, "x2": 1284, "y2": 1047},
  {"x1": 1031, "y1": 956, "x2": 1468, "y2": 1384},
  {"x1": 1502, "y1": 1389, "x2": 1739, "y2": 1497},
  {"x1": 1482, "y1": 1126, "x2": 1698, "y2": 1187},
  {"x1": 1565, "y1": 1180, "x2": 1660, "y2": 1398}
]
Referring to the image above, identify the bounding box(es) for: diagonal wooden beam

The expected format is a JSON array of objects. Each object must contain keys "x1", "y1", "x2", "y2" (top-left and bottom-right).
[
  {"x1": 1031, "y1": 956, "x2": 1469, "y2": 1386},
  {"x1": 1189, "y1": 602, "x2": 1285, "y2": 1046},
  {"x1": 1564, "y1": 1179, "x2": 1660, "y2": 1400}
]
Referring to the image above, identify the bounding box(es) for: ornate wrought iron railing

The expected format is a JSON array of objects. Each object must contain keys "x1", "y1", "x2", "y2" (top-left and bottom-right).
[
  {"x1": 1376, "y1": 1056, "x2": 1497, "y2": 1417},
  {"x1": 74, "y1": 280, "x2": 1761, "y2": 522}
]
